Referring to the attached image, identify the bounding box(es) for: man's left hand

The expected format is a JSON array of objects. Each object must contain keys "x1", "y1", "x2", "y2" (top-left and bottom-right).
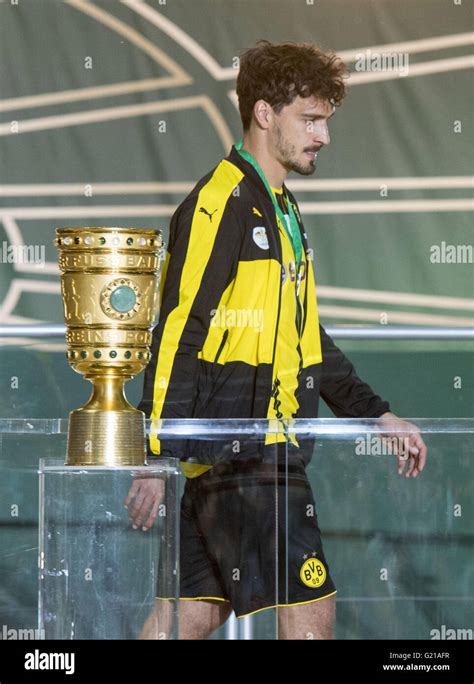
[{"x1": 378, "y1": 412, "x2": 427, "y2": 478}]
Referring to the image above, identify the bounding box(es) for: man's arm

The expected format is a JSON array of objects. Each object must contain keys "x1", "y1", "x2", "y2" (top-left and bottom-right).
[
  {"x1": 319, "y1": 323, "x2": 390, "y2": 418},
  {"x1": 127, "y1": 188, "x2": 243, "y2": 529},
  {"x1": 138, "y1": 195, "x2": 243, "y2": 457},
  {"x1": 318, "y1": 324, "x2": 427, "y2": 478}
]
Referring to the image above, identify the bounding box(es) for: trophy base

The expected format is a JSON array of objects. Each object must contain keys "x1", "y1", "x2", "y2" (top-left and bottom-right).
[{"x1": 66, "y1": 409, "x2": 147, "y2": 467}]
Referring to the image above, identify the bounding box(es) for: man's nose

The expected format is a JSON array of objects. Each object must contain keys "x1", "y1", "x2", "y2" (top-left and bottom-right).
[
  {"x1": 313, "y1": 122, "x2": 330, "y2": 147},
  {"x1": 317, "y1": 124, "x2": 330, "y2": 147}
]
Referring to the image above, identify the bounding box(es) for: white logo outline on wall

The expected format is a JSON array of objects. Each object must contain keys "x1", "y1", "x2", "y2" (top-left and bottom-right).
[{"x1": 252, "y1": 226, "x2": 269, "y2": 250}]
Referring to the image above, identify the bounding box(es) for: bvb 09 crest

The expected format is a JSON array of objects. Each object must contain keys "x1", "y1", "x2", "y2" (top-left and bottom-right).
[{"x1": 300, "y1": 556, "x2": 327, "y2": 588}]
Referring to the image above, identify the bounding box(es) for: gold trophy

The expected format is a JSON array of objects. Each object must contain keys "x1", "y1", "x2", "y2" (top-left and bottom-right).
[{"x1": 55, "y1": 227, "x2": 163, "y2": 467}]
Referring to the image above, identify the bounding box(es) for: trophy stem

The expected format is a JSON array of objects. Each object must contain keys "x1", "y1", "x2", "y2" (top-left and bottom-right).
[
  {"x1": 66, "y1": 373, "x2": 147, "y2": 467},
  {"x1": 83, "y1": 373, "x2": 135, "y2": 412}
]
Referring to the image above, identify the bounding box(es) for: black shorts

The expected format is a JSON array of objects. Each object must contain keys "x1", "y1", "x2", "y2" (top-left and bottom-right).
[{"x1": 157, "y1": 456, "x2": 336, "y2": 618}]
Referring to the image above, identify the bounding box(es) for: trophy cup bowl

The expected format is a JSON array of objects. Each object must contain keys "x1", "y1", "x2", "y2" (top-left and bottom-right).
[{"x1": 55, "y1": 227, "x2": 164, "y2": 466}]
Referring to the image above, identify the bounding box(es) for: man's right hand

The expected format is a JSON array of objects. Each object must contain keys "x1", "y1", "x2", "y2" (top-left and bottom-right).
[{"x1": 124, "y1": 476, "x2": 165, "y2": 531}]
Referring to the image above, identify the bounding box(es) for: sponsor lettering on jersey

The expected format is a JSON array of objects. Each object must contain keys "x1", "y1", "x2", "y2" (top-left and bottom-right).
[{"x1": 281, "y1": 260, "x2": 306, "y2": 285}]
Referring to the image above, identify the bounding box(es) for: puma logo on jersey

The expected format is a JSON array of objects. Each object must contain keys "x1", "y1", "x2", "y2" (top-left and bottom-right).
[
  {"x1": 252, "y1": 226, "x2": 269, "y2": 250},
  {"x1": 252, "y1": 207, "x2": 263, "y2": 217},
  {"x1": 199, "y1": 207, "x2": 217, "y2": 222}
]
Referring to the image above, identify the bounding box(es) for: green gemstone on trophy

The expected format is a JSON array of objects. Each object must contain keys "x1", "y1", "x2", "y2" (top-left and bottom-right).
[{"x1": 110, "y1": 285, "x2": 136, "y2": 313}]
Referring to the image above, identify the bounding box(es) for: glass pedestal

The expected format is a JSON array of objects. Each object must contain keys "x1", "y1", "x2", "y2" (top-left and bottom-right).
[{"x1": 38, "y1": 458, "x2": 180, "y2": 640}]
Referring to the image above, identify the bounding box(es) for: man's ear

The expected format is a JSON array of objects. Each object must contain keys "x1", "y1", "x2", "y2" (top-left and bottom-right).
[{"x1": 253, "y1": 100, "x2": 272, "y2": 130}]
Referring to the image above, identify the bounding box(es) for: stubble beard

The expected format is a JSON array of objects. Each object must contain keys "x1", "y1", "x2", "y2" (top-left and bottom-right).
[{"x1": 274, "y1": 123, "x2": 317, "y2": 177}]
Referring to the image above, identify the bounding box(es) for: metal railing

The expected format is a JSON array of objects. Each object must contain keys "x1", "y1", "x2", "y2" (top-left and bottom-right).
[{"x1": 0, "y1": 325, "x2": 472, "y2": 340}]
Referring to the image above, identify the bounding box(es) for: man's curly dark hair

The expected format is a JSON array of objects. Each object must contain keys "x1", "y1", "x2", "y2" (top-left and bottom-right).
[{"x1": 236, "y1": 40, "x2": 348, "y2": 131}]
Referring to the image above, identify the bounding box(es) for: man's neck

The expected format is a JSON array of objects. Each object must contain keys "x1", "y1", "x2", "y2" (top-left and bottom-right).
[{"x1": 239, "y1": 134, "x2": 287, "y2": 189}]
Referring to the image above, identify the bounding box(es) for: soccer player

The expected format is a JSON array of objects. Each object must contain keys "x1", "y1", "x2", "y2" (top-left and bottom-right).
[{"x1": 126, "y1": 40, "x2": 427, "y2": 640}]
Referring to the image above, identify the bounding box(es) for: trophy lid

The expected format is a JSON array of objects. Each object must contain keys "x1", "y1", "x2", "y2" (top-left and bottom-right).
[{"x1": 54, "y1": 227, "x2": 164, "y2": 251}]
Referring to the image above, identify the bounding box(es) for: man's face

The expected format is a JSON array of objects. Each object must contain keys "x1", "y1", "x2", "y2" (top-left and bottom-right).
[{"x1": 269, "y1": 95, "x2": 335, "y2": 176}]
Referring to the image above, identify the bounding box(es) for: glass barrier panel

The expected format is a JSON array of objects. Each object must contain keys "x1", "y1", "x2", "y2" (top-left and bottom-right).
[{"x1": 0, "y1": 417, "x2": 472, "y2": 641}]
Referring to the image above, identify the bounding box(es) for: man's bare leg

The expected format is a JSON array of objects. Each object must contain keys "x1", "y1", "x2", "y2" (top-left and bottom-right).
[
  {"x1": 277, "y1": 594, "x2": 336, "y2": 640},
  {"x1": 139, "y1": 599, "x2": 233, "y2": 640}
]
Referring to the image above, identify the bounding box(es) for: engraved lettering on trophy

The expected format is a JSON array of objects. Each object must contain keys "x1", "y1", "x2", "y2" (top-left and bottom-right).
[
  {"x1": 94, "y1": 330, "x2": 105, "y2": 343},
  {"x1": 142, "y1": 281, "x2": 155, "y2": 320},
  {"x1": 67, "y1": 279, "x2": 81, "y2": 320},
  {"x1": 125, "y1": 254, "x2": 153, "y2": 269},
  {"x1": 127, "y1": 254, "x2": 140, "y2": 268},
  {"x1": 83, "y1": 280, "x2": 98, "y2": 324},
  {"x1": 67, "y1": 329, "x2": 85, "y2": 344},
  {"x1": 66, "y1": 329, "x2": 150, "y2": 346}
]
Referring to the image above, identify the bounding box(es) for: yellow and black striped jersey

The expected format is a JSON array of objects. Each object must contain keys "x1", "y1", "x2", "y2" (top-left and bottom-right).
[{"x1": 139, "y1": 144, "x2": 390, "y2": 475}]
